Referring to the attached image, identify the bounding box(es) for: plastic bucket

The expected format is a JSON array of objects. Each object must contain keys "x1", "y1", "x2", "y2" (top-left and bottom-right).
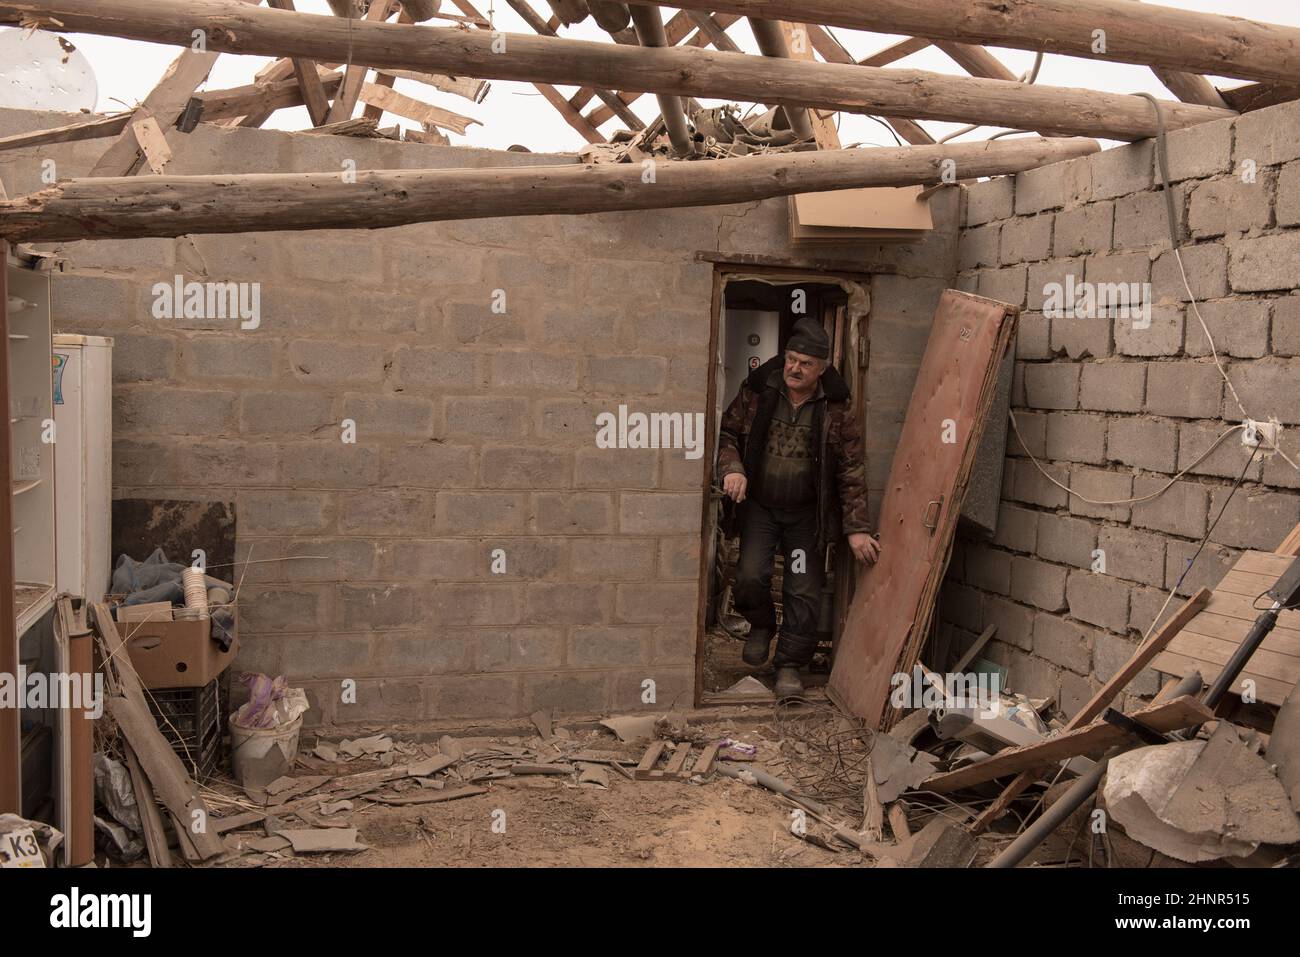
[{"x1": 229, "y1": 714, "x2": 302, "y2": 789}]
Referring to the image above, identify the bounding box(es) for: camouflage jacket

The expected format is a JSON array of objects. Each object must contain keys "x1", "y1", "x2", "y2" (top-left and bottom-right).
[{"x1": 717, "y1": 355, "x2": 872, "y2": 553}]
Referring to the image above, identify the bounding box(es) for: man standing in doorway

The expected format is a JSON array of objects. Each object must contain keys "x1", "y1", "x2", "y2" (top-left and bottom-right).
[{"x1": 717, "y1": 317, "x2": 879, "y2": 699}]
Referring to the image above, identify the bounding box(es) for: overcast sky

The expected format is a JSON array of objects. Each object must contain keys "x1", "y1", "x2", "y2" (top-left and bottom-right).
[{"x1": 3, "y1": 0, "x2": 1298, "y2": 154}]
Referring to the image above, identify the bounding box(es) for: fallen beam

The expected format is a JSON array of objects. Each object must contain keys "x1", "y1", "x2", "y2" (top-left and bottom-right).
[
  {"x1": 626, "y1": 0, "x2": 1300, "y2": 85},
  {"x1": 969, "y1": 587, "x2": 1212, "y2": 832},
  {"x1": 0, "y1": 135, "x2": 1097, "y2": 242},
  {"x1": 920, "y1": 696, "x2": 1214, "y2": 795},
  {"x1": 0, "y1": 0, "x2": 1233, "y2": 141}
]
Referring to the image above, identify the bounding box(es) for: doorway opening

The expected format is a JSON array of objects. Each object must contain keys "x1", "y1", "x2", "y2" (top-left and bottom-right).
[{"x1": 694, "y1": 268, "x2": 871, "y2": 706}]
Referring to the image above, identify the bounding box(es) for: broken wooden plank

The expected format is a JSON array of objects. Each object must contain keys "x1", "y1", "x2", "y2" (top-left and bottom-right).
[
  {"x1": 92, "y1": 604, "x2": 225, "y2": 859},
  {"x1": 125, "y1": 745, "x2": 172, "y2": 868},
  {"x1": 634, "y1": 741, "x2": 668, "y2": 778},
  {"x1": 367, "y1": 786, "x2": 488, "y2": 806},
  {"x1": 922, "y1": 696, "x2": 1214, "y2": 795},
  {"x1": 972, "y1": 587, "x2": 1211, "y2": 832},
  {"x1": 692, "y1": 742, "x2": 720, "y2": 776},
  {"x1": 358, "y1": 82, "x2": 481, "y2": 133}
]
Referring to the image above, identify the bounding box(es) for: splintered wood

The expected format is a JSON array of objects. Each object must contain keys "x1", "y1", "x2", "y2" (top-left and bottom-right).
[{"x1": 828, "y1": 290, "x2": 1018, "y2": 729}]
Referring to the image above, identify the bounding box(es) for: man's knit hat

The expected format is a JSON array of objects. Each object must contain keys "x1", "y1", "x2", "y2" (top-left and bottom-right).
[{"x1": 786, "y1": 317, "x2": 830, "y2": 359}]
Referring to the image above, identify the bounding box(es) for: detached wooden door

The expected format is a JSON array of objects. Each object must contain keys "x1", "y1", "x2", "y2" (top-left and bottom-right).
[{"x1": 828, "y1": 290, "x2": 1017, "y2": 728}]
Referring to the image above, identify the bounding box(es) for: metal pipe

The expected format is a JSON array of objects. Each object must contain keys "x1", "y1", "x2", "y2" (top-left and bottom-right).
[
  {"x1": 746, "y1": 17, "x2": 816, "y2": 141},
  {"x1": 986, "y1": 671, "x2": 1203, "y2": 869},
  {"x1": 628, "y1": 4, "x2": 693, "y2": 156}
]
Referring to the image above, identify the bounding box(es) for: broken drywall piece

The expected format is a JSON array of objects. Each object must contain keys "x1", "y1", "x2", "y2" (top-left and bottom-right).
[
  {"x1": 318, "y1": 800, "x2": 353, "y2": 816},
  {"x1": 872, "y1": 733, "x2": 941, "y2": 804},
  {"x1": 722, "y1": 676, "x2": 771, "y2": 696},
  {"x1": 313, "y1": 741, "x2": 339, "y2": 762},
  {"x1": 406, "y1": 754, "x2": 456, "y2": 778},
  {"x1": 273, "y1": 828, "x2": 367, "y2": 853},
  {"x1": 437, "y1": 735, "x2": 464, "y2": 762},
  {"x1": 878, "y1": 816, "x2": 978, "y2": 868},
  {"x1": 1265, "y1": 683, "x2": 1300, "y2": 814},
  {"x1": 577, "y1": 764, "x2": 611, "y2": 789},
  {"x1": 600, "y1": 714, "x2": 658, "y2": 743},
  {"x1": 1105, "y1": 724, "x2": 1300, "y2": 862},
  {"x1": 339, "y1": 735, "x2": 393, "y2": 757}
]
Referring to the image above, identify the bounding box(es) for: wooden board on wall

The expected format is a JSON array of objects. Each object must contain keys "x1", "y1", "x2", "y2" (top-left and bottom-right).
[{"x1": 827, "y1": 289, "x2": 1017, "y2": 728}]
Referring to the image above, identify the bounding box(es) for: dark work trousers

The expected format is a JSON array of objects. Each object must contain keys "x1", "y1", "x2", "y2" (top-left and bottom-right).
[{"x1": 732, "y1": 499, "x2": 824, "y2": 668}]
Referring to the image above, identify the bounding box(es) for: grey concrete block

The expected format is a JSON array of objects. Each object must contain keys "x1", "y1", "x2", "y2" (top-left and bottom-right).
[
  {"x1": 1036, "y1": 512, "x2": 1098, "y2": 568},
  {"x1": 1054, "y1": 203, "x2": 1114, "y2": 258},
  {"x1": 1097, "y1": 525, "x2": 1166, "y2": 588},
  {"x1": 1188, "y1": 175, "x2": 1274, "y2": 238},
  {"x1": 1032, "y1": 613, "x2": 1092, "y2": 675},
  {"x1": 1106, "y1": 416, "x2": 1179, "y2": 472},
  {"x1": 1183, "y1": 297, "x2": 1273, "y2": 358},
  {"x1": 1023, "y1": 363, "x2": 1080, "y2": 410},
  {"x1": 1045, "y1": 412, "x2": 1107, "y2": 465},
  {"x1": 1068, "y1": 465, "x2": 1133, "y2": 521},
  {"x1": 1234, "y1": 98, "x2": 1300, "y2": 168},
  {"x1": 1145, "y1": 361, "x2": 1222, "y2": 418},
  {"x1": 1066, "y1": 570, "x2": 1130, "y2": 633},
  {"x1": 1010, "y1": 556, "x2": 1068, "y2": 612},
  {"x1": 1152, "y1": 243, "x2": 1229, "y2": 303},
  {"x1": 1228, "y1": 232, "x2": 1300, "y2": 292},
  {"x1": 1079, "y1": 362, "x2": 1146, "y2": 413},
  {"x1": 999, "y1": 213, "x2": 1054, "y2": 265},
  {"x1": 965, "y1": 176, "x2": 1015, "y2": 226},
  {"x1": 1207, "y1": 487, "x2": 1300, "y2": 551},
  {"x1": 1131, "y1": 478, "x2": 1210, "y2": 539}
]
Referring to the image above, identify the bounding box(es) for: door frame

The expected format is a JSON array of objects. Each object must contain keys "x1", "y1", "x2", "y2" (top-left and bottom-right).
[{"x1": 692, "y1": 263, "x2": 874, "y2": 707}]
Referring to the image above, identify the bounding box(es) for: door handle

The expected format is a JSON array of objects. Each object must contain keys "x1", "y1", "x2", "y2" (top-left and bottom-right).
[{"x1": 922, "y1": 496, "x2": 944, "y2": 534}]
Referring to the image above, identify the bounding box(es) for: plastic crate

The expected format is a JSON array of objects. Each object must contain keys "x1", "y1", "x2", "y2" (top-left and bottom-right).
[{"x1": 145, "y1": 678, "x2": 223, "y2": 781}]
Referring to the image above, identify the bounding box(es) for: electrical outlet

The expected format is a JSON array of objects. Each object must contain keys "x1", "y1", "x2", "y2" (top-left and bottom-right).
[{"x1": 1242, "y1": 419, "x2": 1281, "y2": 448}]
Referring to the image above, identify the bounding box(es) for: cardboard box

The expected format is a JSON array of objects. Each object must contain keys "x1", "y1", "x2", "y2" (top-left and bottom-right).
[{"x1": 122, "y1": 608, "x2": 238, "y2": 689}]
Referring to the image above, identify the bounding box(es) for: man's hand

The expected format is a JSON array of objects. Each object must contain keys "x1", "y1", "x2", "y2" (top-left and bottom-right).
[
  {"x1": 848, "y1": 532, "x2": 880, "y2": 565},
  {"x1": 722, "y1": 472, "x2": 748, "y2": 503}
]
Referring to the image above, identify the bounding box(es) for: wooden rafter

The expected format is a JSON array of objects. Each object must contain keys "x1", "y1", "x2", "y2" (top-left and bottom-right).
[
  {"x1": 448, "y1": 0, "x2": 606, "y2": 144},
  {"x1": 506, "y1": 0, "x2": 644, "y2": 130},
  {"x1": 325, "y1": 0, "x2": 394, "y2": 123},
  {"x1": 364, "y1": 6, "x2": 415, "y2": 123},
  {"x1": 801, "y1": 23, "x2": 932, "y2": 146},
  {"x1": 583, "y1": 10, "x2": 740, "y2": 127},
  {"x1": 266, "y1": 0, "x2": 330, "y2": 125},
  {"x1": 88, "y1": 0, "x2": 265, "y2": 175}
]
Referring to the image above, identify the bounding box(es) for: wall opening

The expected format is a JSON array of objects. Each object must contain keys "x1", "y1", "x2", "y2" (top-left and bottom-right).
[{"x1": 693, "y1": 266, "x2": 871, "y2": 706}]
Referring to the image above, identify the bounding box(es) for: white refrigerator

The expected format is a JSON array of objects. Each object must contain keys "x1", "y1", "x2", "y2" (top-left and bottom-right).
[{"x1": 52, "y1": 334, "x2": 112, "y2": 604}]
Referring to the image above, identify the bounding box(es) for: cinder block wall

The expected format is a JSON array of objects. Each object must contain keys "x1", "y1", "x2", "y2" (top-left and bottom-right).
[
  {"x1": 1, "y1": 107, "x2": 958, "y2": 724},
  {"x1": 941, "y1": 98, "x2": 1300, "y2": 718}
]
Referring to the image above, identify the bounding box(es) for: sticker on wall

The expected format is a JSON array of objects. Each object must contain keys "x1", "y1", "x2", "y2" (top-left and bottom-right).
[
  {"x1": 749, "y1": 356, "x2": 760, "y2": 370},
  {"x1": 53, "y1": 352, "x2": 68, "y2": 405}
]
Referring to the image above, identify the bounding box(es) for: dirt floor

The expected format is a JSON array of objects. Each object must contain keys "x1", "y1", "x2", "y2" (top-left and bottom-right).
[{"x1": 200, "y1": 707, "x2": 885, "y2": 869}]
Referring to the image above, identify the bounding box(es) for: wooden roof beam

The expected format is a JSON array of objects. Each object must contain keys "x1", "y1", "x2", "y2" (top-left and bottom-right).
[
  {"x1": 0, "y1": 135, "x2": 1099, "y2": 243},
  {"x1": 12, "y1": 0, "x2": 1234, "y2": 141},
  {"x1": 622, "y1": 0, "x2": 1300, "y2": 84}
]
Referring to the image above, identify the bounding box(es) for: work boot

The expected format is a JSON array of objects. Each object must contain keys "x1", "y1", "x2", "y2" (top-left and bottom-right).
[
  {"x1": 774, "y1": 666, "x2": 804, "y2": 700},
  {"x1": 742, "y1": 628, "x2": 773, "y2": 666}
]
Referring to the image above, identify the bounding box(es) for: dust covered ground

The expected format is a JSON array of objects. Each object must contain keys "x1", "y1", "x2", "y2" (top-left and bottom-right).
[{"x1": 206, "y1": 706, "x2": 883, "y2": 869}]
